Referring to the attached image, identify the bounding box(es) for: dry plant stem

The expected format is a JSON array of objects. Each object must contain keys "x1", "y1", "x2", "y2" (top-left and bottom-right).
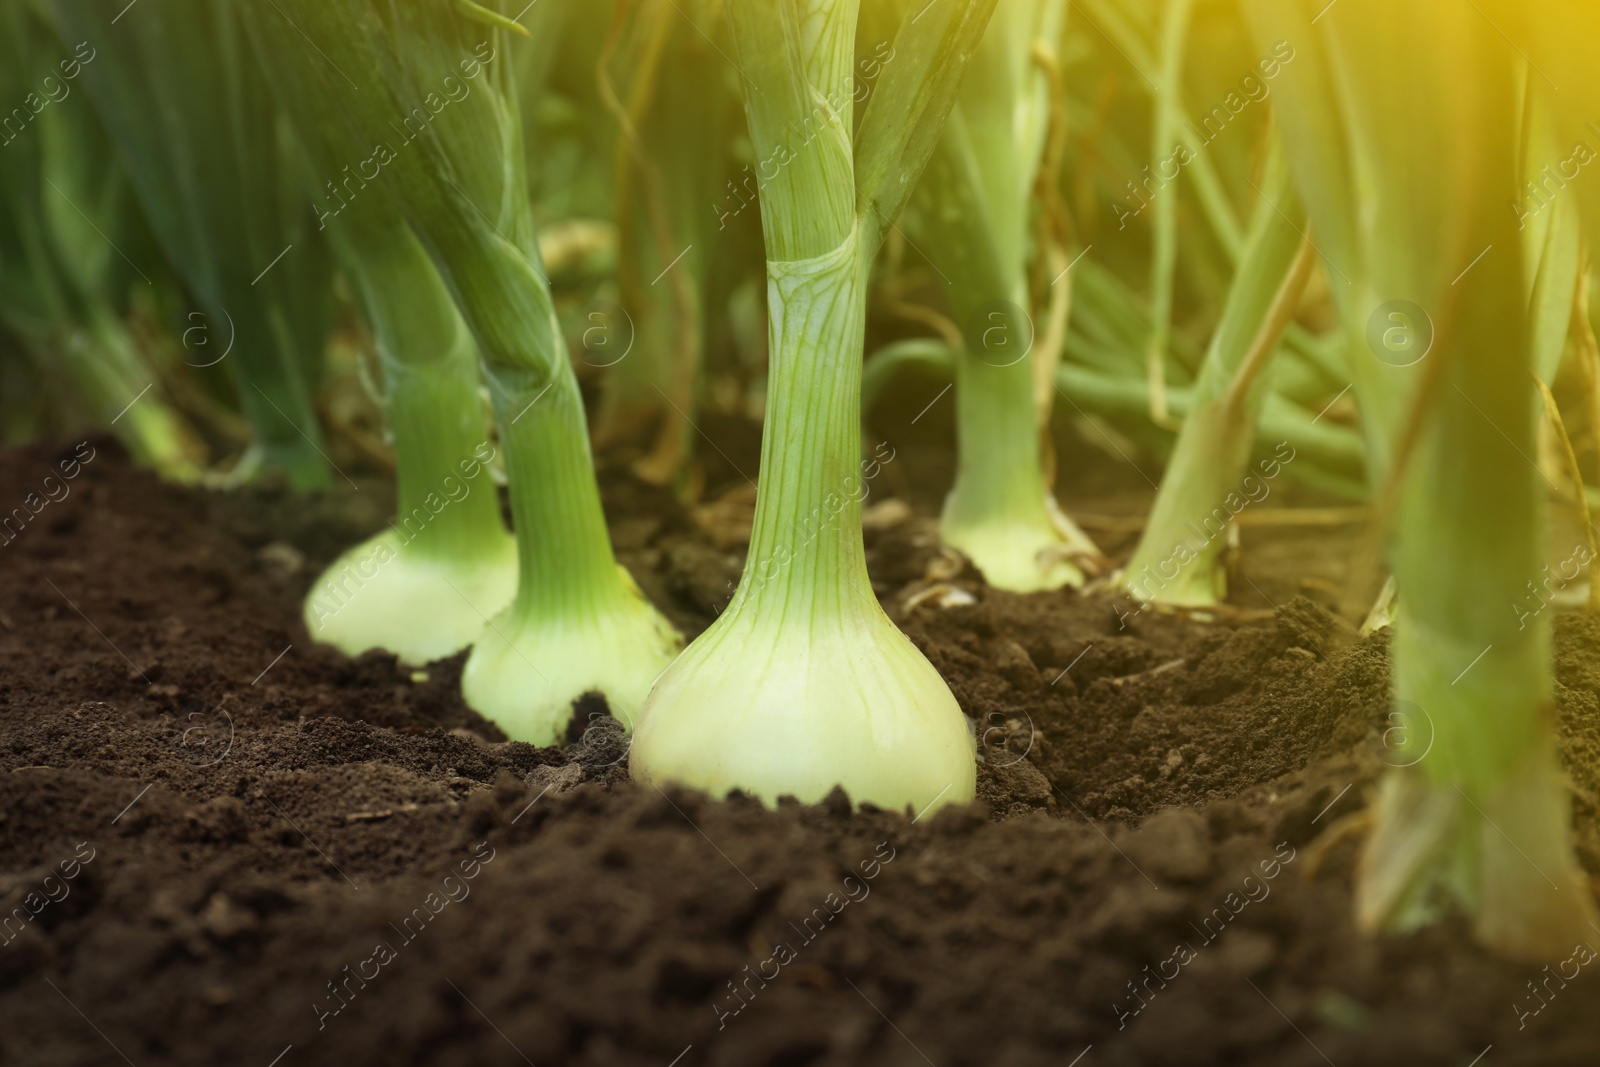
[
  {"x1": 1573, "y1": 266, "x2": 1600, "y2": 465},
  {"x1": 634, "y1": 281, "x2": 703, "y2": 485},
  {"x1": 1535, "y1": 377, "x2": 1598, "y2": 592},
  {"x1": 594, "y1": 0, "x2": 711, "y2": 484},
  {"x1": 1028, "y1": 25, "x2": 1074, "y2": 445},
  {"x1": 598, "y1": 0, "x2": 672, "y2": 444},
  {"x1": 1034, "y1": 241, "x2": 1071, "y2": 487},
  {"x1": 887, "y1": 297, "x2": 963, "y2": 348},
  {"x1": 1571, "y1": 264, "x2": 1600, "y2": 613},
  {"x1": 1358, "y1": 574, "x2": 1397, "y2": 636}
]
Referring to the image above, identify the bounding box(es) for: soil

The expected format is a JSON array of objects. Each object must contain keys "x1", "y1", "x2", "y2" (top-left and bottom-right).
[{"x1": 4, "y1": 425, "x2": 1600, "y2": 1067}]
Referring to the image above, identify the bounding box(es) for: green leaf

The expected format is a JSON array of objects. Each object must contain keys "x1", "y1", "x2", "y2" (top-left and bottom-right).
[
  {"x1": 455, "y1": 0, "x2": 531, "y2": 37},
  {"x1": 853, "y1": 0, "x2": 999, "y2": 257}
]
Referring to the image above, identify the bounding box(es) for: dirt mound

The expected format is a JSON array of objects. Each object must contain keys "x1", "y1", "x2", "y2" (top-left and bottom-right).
[{"x1": 2, "y1": 436, "x2": 1596, "y2": 1066}]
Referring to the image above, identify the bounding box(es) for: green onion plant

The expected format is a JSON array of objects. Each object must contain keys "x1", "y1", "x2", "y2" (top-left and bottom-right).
[
  {"x1": 1246, "y1": 0, "x2": 1599, "y2": 959},
  {"x1": 861, "y1": 304, "x2": 1368, "y2": 503},
  {"x1": 592, "y1": 0, "x2": 736, "y2": 488},
  {"x1": 52, "y1": 0, "x2": 334, "y2": 490},
  {"x1": 258, "y1": 0, "x2": 681, "y2": 742},
  {"x1": 901, "y1": 0, "x2": 1105, "y2": 592},
  {"x1": 0, "y1": 0, "x2": 201, "y2": 478},
  {"x1": 1115, "y1": 142, "x2": 1314, "y2": 607},
  {"x1": 244, "y1": 7, "x2": 518, "y2": 666},
  {"x1": 629, "y1": 0, "x2": 998, "y2": 812},
  {"x1": 1508, "y1": 1, "x2": 1600, "y2": 259}
]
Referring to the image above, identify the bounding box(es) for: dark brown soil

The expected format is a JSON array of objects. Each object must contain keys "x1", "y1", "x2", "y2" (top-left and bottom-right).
[{"x1": 4, "y1": 432, "x2": 1600, "y2": 1067}]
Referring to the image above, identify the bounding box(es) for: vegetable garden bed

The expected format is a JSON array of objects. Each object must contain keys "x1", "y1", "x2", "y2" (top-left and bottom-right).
[
  {"x1": 5, "y1": 431, "x2": 1599, "y2": 1067},
  {"x1": 8, "y1": 0, "x2": 1600, "y2": 1063}
]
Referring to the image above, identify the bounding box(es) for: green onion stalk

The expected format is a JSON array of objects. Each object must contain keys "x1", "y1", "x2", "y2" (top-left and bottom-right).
[
  {"x1": 259, "y1": 0, "x2": 681, "y2": 742},
  {"x1": 1115, "y1": 142, "x2": 1314, "y2": 606},
  {"x1": 1051, "y1": 0, "x2": 1350, "y2": 415},
  {"x1": 580, "y1": 3, "x2": 662, "y2": 443},
  {"x1": 1522, "y1": 153, "x2": 1582, "y2": 389},
  {"x1": 861, "y1": 336, "x2": 1367, "y2": 500},
  {"x1": 1507, "y1": 1, "x2": 1600, "y2": 259},
  {"x1": 243, "y1": 10, "x2": 517, "y2": 666},
  {"x1": 630, "y1": 0, "x2": 997, "y2": 812},
  {"x1": 1053, "y1": 360, "x2": 1366, "y2": 499},
  {"x1": 593, "y1": 0, "x2": 734, "y2": 487},
  {"x1": 1141, "y1": 0, "x2": 1193, "y2": 429},
  {"x1": 1509, "y1": 12, "x2": 1592, "y2": 390},
  {"x1": 516, "y1": 2, "x2": 619, "y2": 229},
  {"x1": 1060, "y1": 247, "x2": 1351, "y2": 430},
  {"x1": 51, "y1": 0, "x2": 334, "y2": 490},
  {"x1": 864, "y1": 191, "x2": 1366, "y2": 500},
  {"x1": 900, "y1": 0, "x2": 1102, "y2": 593},
  {"x1": 0, "y1": 0, "x2": 201, "y2": 479},
  {"x1": 1070, "y1": 0, "x2": 1246, "y2": 260},
  {"x1": 1512, "y1": 1, "x2": 1600, "y2": 572},
  {"x1": 1247, "y1": 0, "x2": 1598, "y2": 959}
]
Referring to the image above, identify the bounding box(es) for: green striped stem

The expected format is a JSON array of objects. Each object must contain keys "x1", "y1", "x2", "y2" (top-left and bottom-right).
[{"x1": 1118, "y1": 144, "x2": 1310, "y2": 605}]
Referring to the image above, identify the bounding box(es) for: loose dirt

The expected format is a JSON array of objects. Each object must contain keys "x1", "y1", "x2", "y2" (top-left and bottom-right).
[{"x1": 3, "y1": 431, "x2": 1597, "y2": 1067}]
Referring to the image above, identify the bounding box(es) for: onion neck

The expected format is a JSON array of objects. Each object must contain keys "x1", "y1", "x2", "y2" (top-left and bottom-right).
[
  {"x1": 416, "y1": 218, "x2": 629, "y2": 624},
  {"x1": 728, "y1": 227, "x2": 876, "y2": 633},
  {"x1": 347, "y1": 225, "x2": 508, "y2": 564}
]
